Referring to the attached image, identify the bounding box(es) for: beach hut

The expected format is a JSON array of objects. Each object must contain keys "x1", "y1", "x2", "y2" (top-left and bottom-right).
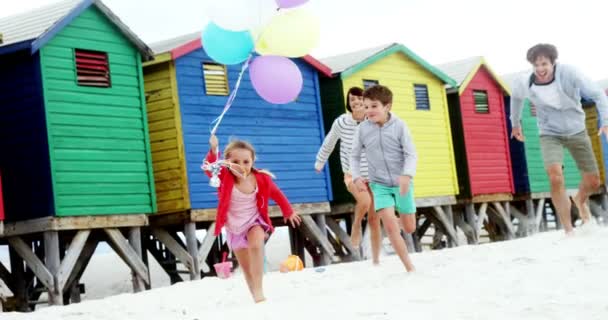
[
  {"x1": 437, "y1": 56, "x2": 514, "y2": 200},
  {"x1": 143, "y1": 32, "x2": 334, "y2": 214},
  {"x1": 0, "y1": 0, "x2": 156, "y2": 221},
  {"x1": 319, "y1": 43, "x2": 459, "y2": 204}
]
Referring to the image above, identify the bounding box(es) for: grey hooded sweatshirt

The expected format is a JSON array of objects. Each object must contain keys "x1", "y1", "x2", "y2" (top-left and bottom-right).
[{"x1": 350, "y1": 112, "x2": 417, "y2": 187}]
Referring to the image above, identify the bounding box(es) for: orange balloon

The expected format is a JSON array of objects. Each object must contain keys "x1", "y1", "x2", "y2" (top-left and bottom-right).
[{"x1": 280, "y1": 255, "x2": 304, "y2": 272}]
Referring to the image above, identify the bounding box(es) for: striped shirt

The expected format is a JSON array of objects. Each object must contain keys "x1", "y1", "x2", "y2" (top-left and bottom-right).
[{"x1": 315, "y1": 114, "x2": 369, "y2": 178}]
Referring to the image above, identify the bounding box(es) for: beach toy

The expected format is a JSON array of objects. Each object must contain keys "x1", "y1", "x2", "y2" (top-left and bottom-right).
[
  {"x1": 214, "y1": 252, "x2": 233, "y2": 279},
  {"x1": 279, "y1": 255, "x2": 304, "y2": 273}
]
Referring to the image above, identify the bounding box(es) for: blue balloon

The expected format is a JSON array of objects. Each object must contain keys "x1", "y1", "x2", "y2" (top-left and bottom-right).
[{"x1": 202, "y1": 22, "x2": 254, "y2": 65}]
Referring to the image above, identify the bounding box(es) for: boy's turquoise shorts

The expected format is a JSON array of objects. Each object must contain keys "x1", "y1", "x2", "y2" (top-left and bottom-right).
[{"x1": 369, "y1": 182, "x2": 416, "y2": 214}]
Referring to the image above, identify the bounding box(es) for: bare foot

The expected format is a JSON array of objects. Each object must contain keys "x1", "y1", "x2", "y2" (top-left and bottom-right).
[
  {"x1": 571, "y1": 194, "x2": 592, "y2": 223},
  {"x1": 253, "y1": 294, "x2": 266, "y2": 303}
]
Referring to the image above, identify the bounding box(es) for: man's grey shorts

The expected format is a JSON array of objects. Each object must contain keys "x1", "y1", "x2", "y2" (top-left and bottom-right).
[{"x1": 540, "y1": 130, "x2": 599, "y2": 173}]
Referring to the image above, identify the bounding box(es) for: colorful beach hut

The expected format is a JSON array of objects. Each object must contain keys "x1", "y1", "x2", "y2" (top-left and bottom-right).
[
  {"x1": 0, "y1": 0, "x2": 156, "y2": 221},
  {"x1": 319, "y1": 43, "x2": 459, "y2": 203},
  {"x1": 436, "y1": 56, "x2": 514, "y2": 200},
  {"x1": 143, "y1": 32, "x2": 334, "y2": 214}
]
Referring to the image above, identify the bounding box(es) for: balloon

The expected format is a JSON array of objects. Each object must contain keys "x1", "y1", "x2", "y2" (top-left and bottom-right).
[
  {"x1": 255, "y1": 8, "x2": 320, "y2": 57},
  {"x1": 202, "y1": 22, "x2": 254, "y2": 65},
  {"x1": 206, "y1": 0, "x2": 277, "y2": 32},
  {"x1": 275, "y1": 0, "x2": 309, "y2": 9},
  {"x1": 249, "y1": 55, "x2": 303, "y2": 104}
]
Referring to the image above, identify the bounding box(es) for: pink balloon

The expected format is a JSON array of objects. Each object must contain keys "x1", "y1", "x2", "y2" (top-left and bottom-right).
[
  {"x1": 249, "y1": 56, "x2": 303, "y2": 104},
  {"x1": 275, "y1": 0, "x2": 309, "y2": 9}
]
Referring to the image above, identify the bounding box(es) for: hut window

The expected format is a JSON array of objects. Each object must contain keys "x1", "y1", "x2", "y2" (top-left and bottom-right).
[
  {"x1": 363, "y1": 79, "x2": 379, "y2": 89},
  {"x1": 473, "y1": 90, "x2": 489, "y2": 114},
  {"x1": 530, "y1": 103, "x2": 537, "y2": 117},
  {"x1": 414, "y1": 84, "x2": 430, "y2": 110},
  {"x1": 203, "y1": 62, "x2": 229, "y2": 96},
  {"x1": 75, "y1": 49, "x2": 110, "y2": 87}
]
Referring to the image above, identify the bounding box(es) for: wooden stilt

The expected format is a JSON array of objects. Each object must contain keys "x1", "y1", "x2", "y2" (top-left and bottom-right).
[
  {"x1": 184, "y1": 223, "x2": 201, "y2": 280},
  {"x1": 491, "y1": 202, "x2": 515, "y2": 239},
  {"x1": 9, "y1": 247, "x2": 28, "y2": 312},
  {"x1": 431, "y1": 206, "x2": 460, "y2": 246},
  {"x1": 150, "y1": 228, "x2": 193, "y2": 280},
  {"x1": 314, "y1": 215, "x2": 332, "y2": 265},
  {"x1": 454, "y1": 210, "x2": 477, "y2": 244},
  {"x1": 56, "y1": 230, "x2": 90, "y2": 295},
  {"x1": 300, "y1": 216, "x2": 337, "y2": 262},
  {"x1": 535, "y1": 199, "x2": 546, "y2": 232},
  {"x1": 325, "y1": 217, "x2": 358, "y2": 262},
  {"x1": 43, "y1": 231, "x2": 63, "y2": 305},
  {"x1": 128, "y1": 228, "x2": 147, "y2": 291},
  {"x1": 476, "y1": 203, "x2": 488, "y2": 237},
  {"x1": 196, "y1": 223, "x2": 217, "y2": 274},
  {"x1": 464, "y1": 204, "x2": 478, "y2": 242},
  {"x1": 104, "y1": 229, "x2": 150, "y2": 286},
  {"x1": 61, "y1": 237, "x2": 98, "y2": 297}
]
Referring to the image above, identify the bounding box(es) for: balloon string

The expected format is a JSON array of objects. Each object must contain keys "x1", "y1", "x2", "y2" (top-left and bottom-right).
[{"x1": 209, "y1": 55, "x2": 253, "y2": 136}]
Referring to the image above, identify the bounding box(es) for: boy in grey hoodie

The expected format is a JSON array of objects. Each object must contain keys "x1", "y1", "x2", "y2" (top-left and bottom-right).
[{"x1": 351, "y1": 85, "x2": 416, "y2": 272}]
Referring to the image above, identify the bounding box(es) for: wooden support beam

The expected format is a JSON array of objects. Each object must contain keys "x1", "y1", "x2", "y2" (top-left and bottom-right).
[
  {"x1": 128, "y1": 228, "x2": 146, "y2": 292},
  {"x1": 2, "y1": 215, "x2": 147, "y2": 237},
  {"x1": 150, "y1": 228, "x2": 194, "y2": 276},
  {"x1": 491, "y1": 202, "x2": 515, "y2": 239},
  {"x1": 464, "y1": 204, "x2": 478, "y2": 241},
  {"x1": 314, "y1": 215, "x2": 332, "y2": 265},
  {"x1": 44, "y1": 231, "x2": 63, "y2": 305},
  {"x1": 300, "y1": 216, "x2": 337, "y2": 262},
  {"x1": 325, "y1": 217, "x2": 359, "y2": 261},
  {"x1": 62, "y1": 237, "x2": 98, "y2": 295},
  {"x1": 535, "y1": 199, "x2": 546, "y2": 232},
  {"x1": 184, "y1": 223, "x2": 201, "y2": 280},
  {"x1": 9, "y1": 247, "x2": 28, "y2": 312},
  {"x1": 431, "y1": 206, "x2": 460, "y2": 246},
  {"x1": 8, "y1": 237, "x2": 53, "y2": 290},
  {"x1": 197, "y1": 223, "x2": 217, "y2": 274},
  {"x1": 104, "y1": 229, "x2": 150, "y2": 286},
  {"x1": 454, "y1": 211, "x2": 477, "y2": 244},
  {"x1": 0, "y1": 261, "x2": 14, "y2": 294},
  {"x1": 509, "y1": 205, "x2": 531, "y2": 236},
  {"x1": 56, "y1": 230, "x2": 90, "y2": 293},
  {"x1": 476, "y1": 203, "x2": 488, "y2": 236},
  {"x1": 443, "y1": 205, "x2": 456, "y2": 247}
]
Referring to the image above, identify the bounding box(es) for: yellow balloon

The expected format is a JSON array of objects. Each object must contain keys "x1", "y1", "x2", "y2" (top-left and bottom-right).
[{"x1": 255, "y1": 8, "x2": 320, "y2": 58}]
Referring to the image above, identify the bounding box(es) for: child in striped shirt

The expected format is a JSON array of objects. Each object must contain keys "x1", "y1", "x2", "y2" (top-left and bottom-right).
[{"x1": 315, "y1": 87, "x2": 382, "y2": 263}]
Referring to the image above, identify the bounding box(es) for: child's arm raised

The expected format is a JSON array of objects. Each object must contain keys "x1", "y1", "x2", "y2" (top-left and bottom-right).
[
  {"x1": 203, "y1": 135, "x2": 219, "y2": 178},
  {"x1": 268, "y1": 179, "x2": 301, "y2": 227}
]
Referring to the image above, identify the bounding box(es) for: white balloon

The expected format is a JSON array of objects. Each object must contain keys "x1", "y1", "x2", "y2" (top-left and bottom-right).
[{"x1": 205, "y1": 0, "x2": 277, "y2": 32}]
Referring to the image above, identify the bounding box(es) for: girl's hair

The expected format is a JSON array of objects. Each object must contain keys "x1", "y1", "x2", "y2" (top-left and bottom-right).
[
  {"x1": 526, "y1": 43, "x2": 558, "y2": 64},
  {"x1": 224, "y1": 140, "x2": 256, "y2": 161},
  {"x1": 345, "y1": 86, "x2": 364, "y2": 113},
  {"x1": 223, "y1": 139, "x2": 275, "y2": 178}
]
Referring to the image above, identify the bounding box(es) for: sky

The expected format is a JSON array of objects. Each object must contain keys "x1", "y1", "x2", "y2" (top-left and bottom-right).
[{"x1": 1, "y1": 0, "x2": 608, "y2": 80}]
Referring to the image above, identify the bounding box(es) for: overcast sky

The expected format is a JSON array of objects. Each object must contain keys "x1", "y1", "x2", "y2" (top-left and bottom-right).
[{"x1": 3, "y1": 0, "x2": 608, "y2": 80}]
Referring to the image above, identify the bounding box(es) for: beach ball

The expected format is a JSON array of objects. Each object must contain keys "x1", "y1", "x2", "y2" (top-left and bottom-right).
[{"x1": 279, "y1": 255, "x2": 304, "y2": 272}]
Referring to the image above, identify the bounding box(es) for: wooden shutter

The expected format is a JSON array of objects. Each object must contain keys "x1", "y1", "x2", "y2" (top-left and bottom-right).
[
  {"x1": 473, "y1": 90, "x2": 489, "y2": 114},
  {"x1": 362, "y1": 79, "x2": 379, "y2": 89},
  {"x1": 414, "y1": 84, "x2": 430, "y2": 110},
  {"x1": 75, "y1": 49, "x2": 110, "y2": 87},
  {"x1": 203, "y1": 62, "x2": 229, "y2": 96}
]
